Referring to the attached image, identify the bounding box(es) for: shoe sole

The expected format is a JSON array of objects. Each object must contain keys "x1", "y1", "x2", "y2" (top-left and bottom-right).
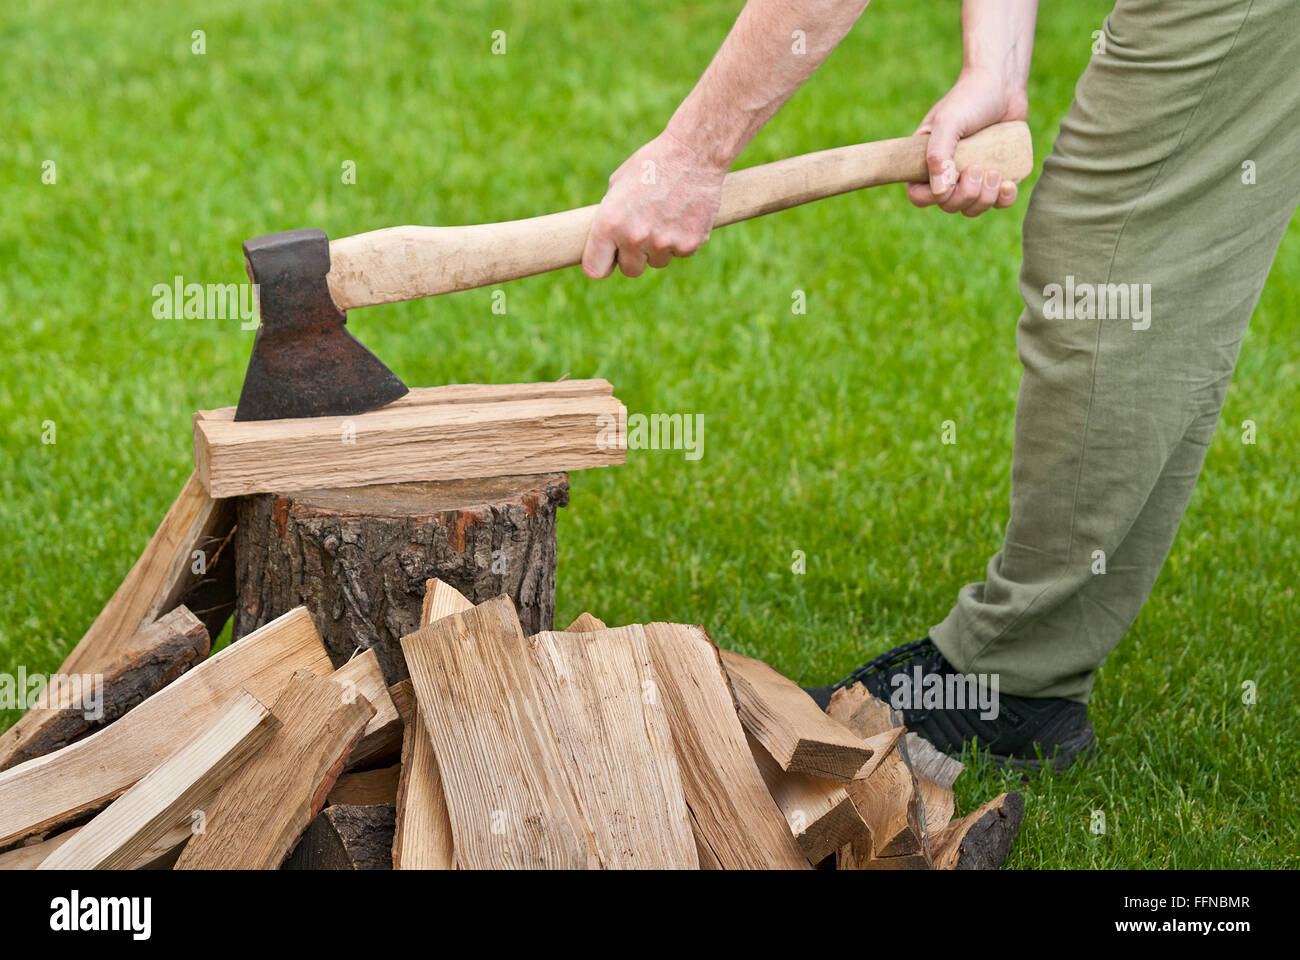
[{"x1": 992, "y1": 724, "x2": 1097, "y2": 774}]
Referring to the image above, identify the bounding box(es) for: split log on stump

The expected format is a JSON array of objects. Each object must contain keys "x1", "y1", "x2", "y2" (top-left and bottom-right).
[
  {"x1": 283, "y1": 804, "x2": 396, "y2": 871},
  {"x1": 234, "y1": 473, "x2": 569, "y2": 683}
]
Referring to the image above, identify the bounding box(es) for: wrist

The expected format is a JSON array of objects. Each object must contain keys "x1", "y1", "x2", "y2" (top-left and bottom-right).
[
  {"x1": 663, "y1": 111, "x2": 741, "y2": 176},
  {"x1": 958, "y1": 63, "x2": 1028, "y2": 114}
]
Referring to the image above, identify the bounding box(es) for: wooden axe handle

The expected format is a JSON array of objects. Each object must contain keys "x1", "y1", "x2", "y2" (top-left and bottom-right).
[{"x1": 326, "y1": 121, "x2": 1031, "y2": 311}]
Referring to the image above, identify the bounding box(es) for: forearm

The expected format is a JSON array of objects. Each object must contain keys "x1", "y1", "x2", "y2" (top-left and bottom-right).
[
  {"x1": 962, "y1": 0, "x2": 1037, "y2": 93},
  {"x1": 585, "y1": 0, "x2": 1037, "y2": 276},
  {"x1": 665, "y1": 0, "x2": 872, "y2": 171}
]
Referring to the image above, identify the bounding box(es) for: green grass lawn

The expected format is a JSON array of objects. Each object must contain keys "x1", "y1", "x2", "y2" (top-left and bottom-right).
[{"x1": 3, "y1": 0, "x2": 1296, "y2": 868}]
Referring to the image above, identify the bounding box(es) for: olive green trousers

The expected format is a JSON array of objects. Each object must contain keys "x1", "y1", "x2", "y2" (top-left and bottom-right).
[{"x1": 930, "y1": 0, "x2": 1300, "y2": 701}]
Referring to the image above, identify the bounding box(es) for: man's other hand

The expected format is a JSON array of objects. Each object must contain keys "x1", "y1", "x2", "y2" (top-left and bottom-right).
[
  {"x1": 907, "y1": 67, "x2": 1029, "y2": 217},
  {"x1": 582, "y1": 131, "x2": 727, "y2": 279}
]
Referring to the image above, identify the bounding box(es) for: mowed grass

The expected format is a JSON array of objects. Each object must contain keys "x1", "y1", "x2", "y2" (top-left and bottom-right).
[{"x1": 2, "y1": 0, "x2": 1295, "y2": 868}]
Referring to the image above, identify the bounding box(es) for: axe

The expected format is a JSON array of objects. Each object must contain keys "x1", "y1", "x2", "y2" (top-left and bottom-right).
[{"x1": 234, "y1": 121, "x2": 1032, "y2": 421}]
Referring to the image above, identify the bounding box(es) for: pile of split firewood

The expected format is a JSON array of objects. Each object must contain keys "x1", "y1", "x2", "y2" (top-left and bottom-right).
[
  {"x1": 0, "y1": 377, "x2": 1020, "y2": 869},
  {"x1": 0, "y1": 575, "x2": 1020, "y2": 870}
]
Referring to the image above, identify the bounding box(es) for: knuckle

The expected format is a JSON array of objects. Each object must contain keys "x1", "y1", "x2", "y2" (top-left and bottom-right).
[
  {"x1": 675, "y1": 232, "x2": 701, "y2": 252},
  {"x1": 623, "y1": 225, "x2": 650, "y2": 246}
]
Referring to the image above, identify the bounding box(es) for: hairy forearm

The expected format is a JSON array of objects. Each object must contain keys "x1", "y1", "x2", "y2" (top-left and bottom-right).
[
  {"x1": 665, "y1": 0, "x2": 872, "y2": 172},
  {"x1": 962, "y1": 0, "x2": 1038, "y2": 92}
]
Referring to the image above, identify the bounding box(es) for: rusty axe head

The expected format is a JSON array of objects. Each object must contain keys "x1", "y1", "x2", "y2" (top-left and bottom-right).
[{"x1": 233, "y1": 229, "x2": 408, "y2": 421}]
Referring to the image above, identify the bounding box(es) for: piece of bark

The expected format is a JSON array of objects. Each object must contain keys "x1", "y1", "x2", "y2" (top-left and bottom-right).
[
  {"x1": 932, "y1": 791, "x2": 1024, "y2": 870},
  {"x1": 0, "y1": 607, "x2": 210, "y2": 772},
  {"x1": 642, "y1": 624, "x2": 807, "y2": 869},
  {"x1": 0, "y1": 607, "x2": 331, "y2": 850},
  {"x1": 194, "y1": 380, "x2": 625, "y2": 498},
  {"x1": 328, "y1": 764, "x2": 400, "y2": 807},
  {"x1": 174, "y1": 670, "x2": 375, "y2": 870},
  {"x1": 566, "y1": 612, "x2": 607, "y2": 632},
  {"x1": 393, "y1": 580, "x2": 467, "y2": 870},
  {"x1": 37, "y1": 691, "x2": 278, "y2": 870},
  {"x1": 333, "y1": 649, "x2": 402, "y2": 771},
  {"x1": 530, "y1": 625, "x2": 697, "y2": 868},
  {"x1": 234, "y1": 473, "x2": 570, "y2": 683},
  {"x1": 400, "y1": 595, "x2": 596, "y2": 869},
  {"x1": 721, "y1": 649, "x2": 875, "y2": 780},
  {"x1": 283, "y1": 804, "x2": 396, "y2": 870},
  {"x1": 746, "y1": 731, "x2": 868, "y2": 865},
  {"x1": 62, "y1": 472, "x2": 236, "y2": 676}
]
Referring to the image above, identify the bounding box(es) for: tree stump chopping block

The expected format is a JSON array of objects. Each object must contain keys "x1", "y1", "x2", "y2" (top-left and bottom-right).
[{"x1": 233, "y1": 473, "x2": 569, "y2": 683}]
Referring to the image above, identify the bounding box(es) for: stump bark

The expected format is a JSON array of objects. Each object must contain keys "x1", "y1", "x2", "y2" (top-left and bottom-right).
[{"x1": 233, "y1": 473, "x2": 569, "y2": 682}]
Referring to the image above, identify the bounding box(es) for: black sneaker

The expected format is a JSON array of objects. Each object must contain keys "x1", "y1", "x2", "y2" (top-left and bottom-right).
[{"x1": 805, "y1": 638, "x2": 1095, "y2": 772}]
